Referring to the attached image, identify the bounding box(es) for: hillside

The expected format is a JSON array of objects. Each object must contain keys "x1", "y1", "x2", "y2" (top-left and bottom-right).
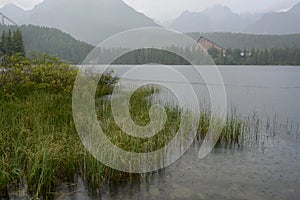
[
  {"x1": 0, "y1": 3, "x2": 30, "y2": 24},
  {"x1": 246, "y1": 3, "x2": 300, "y2": 34},
  {"x1": 187, "y1": 32, "x2": 300, "y2": 49},
  {"x1": 2, "y1": 25, "x2": 300, "y2": 64},
  {"x1": 0, "y1": 25, "x2": 94, "y2": 64},
  {"x1": 0, "y1": 0, "x2": 159, "y2": 45}
]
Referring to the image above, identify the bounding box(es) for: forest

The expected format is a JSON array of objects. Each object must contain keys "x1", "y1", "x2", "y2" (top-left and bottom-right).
[
  {"x1": 187, "y1": 32, "x2": 300, "y2": 49},
  {"x1": 0, "y1": 25, "x2": 93, "y2": 64},
  {"x1": 0, "y1": 29, "x2": 25, "y2": 57},
  {"x1": 110, "y1": 47, "x2": 300, "y2": 65},
  {"x1": 1, "y1": 25, "x2": 300, "y2": 65},
  {"x1": 210, "y1": 47, "x2": 300, "y2": 65}
]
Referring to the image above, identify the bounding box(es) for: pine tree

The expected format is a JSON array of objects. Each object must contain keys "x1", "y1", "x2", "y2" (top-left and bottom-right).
[
  {"x1": 6, "y1": 30, "x2": 14, "y2": 56},
  {"x1": 13, "y1": 29, "x2": 25, "y2": 56},
  {"x1": 0, "y1": 29, "x2": 25, "y2": 57},
  {"x1": 0, "y1": 31, "x2": 6, "y2": 56}
]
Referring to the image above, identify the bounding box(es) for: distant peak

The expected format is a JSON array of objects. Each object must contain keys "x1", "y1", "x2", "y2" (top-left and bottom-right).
[
  {"x1": 179, "y1": 10, "x2": 194, "y2": 17},
  {"x1": 290, "y1": 2, "x2": 300, "y2": 11},
  {"x1": 1, "y1": 3, "x2": 24, "y2": 10},
  {"x1": 182, "y1": 10, "x2": 192, "y2": 14},
  {"x1": 204, "y1": 5, "x2": 232, "y2": 13}
]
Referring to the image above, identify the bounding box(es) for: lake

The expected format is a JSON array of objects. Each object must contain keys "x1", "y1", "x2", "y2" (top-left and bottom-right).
[{"x1": 57, "y1": 65, "x2": 300, "y2": 199}]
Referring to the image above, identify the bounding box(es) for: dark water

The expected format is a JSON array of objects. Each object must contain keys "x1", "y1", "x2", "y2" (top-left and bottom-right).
[{"x1": 55, "y1": 65, "x2": 300, "y2": 200}]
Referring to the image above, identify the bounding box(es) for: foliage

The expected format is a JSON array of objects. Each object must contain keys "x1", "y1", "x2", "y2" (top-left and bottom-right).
[
  {"x1": 0, "y1": 91, "x2": 82, "y2": 197},
  {"x1": 207, "y1": 47, "x2": 221, "y2": 59},
  {"x1": 100, "y1": 45, "x2": 300, "y2": 65},
  {"x1": 0, "y1": 54, "x2": 77, "y2": 97},
  {"x1": 113, "y1": 48, "x2": 191, "y2": 65},
  {"x1": 108, "y1": 46, "x2": 300, "y2": 65},
  {"x1": 213, "y1": 47, "x2": 300, "y2": 65},
  {"x1": 187, "y1": 32, "x2": 300, "y2": 49},
  {"x1": 2, "y1": 25, "x2": 300, "y2": 65},
  {"x1": 0, "y1": 53, "x2": 118, "y2": 98},
  {"x1": 0, "y1": 29, "x2": 25, "y2": 57},
  {"x1": 0, "y1": 53, "x2": 119, "y2": 197},
  {"x1": 0, "y1": 53, "x2": 259, "y2": 198},
  {"x1": 0, "y1": 25, "x2": 94, "y2": 64}
]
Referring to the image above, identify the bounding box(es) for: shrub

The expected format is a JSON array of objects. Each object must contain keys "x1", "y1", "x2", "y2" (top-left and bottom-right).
[{"x1": 0, "y1": 53, "x2": 118, "y2": 98}]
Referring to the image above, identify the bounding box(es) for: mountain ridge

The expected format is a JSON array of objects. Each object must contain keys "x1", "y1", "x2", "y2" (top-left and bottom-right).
[
  {"x1": 1, "y1": 1, "x2": 300, "y2": 41},
  {"x1": 169, "y1": 5, "x2": 261, "y2": 33},
  {"x1": 246, "y1": 2, "x2": 300, "y2": 34},
  {"x1": 0, "y1": 0, "x2": 160, "y2": 45}
]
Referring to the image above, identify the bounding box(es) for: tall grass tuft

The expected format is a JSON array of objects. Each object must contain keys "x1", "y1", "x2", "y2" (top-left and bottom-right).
[{"x1": 1, "y1": 55, "x2": 261, "y2": 198}]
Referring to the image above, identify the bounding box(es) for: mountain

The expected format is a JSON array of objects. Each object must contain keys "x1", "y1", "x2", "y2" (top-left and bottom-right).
[
  {"x1": 1, "y1": 0, "x2": 159, "y2": 45},
  {"x1": 0, "y1": 25, "x2": 94, "y2": 64},
  {"x1": 0, "y1": 4, "x2": 30, "y2": 24},
  {"x1": 159, "y1": 19, "x2": 175, "y2": 27},
  {"x1": 169, "y1": 5, "x2": 261, "y2": 33},
  {"x1": 246, "y1": 2, "x2": 300, "y2": 34}
]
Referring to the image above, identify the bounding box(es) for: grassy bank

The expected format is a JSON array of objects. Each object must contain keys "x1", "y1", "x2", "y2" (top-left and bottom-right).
[
  {"x1": 0, "y1": 92, "x2": 81, "y2": 196},
  {"x1": 0, "y1": 55, "x2": 255, "y2": 198}
]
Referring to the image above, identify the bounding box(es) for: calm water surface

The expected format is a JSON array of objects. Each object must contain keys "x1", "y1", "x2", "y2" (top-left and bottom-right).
[{"x1": 55, "y1": 65, "x2": 300, "y2": 200}]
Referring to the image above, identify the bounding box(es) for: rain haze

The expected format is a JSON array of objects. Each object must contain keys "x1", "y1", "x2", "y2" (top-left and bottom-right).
[
  {"x1": 0, "y1": 0, "x2": 300, "y2": 199},
  {"x1": 0, "y1": 0, "x2": 299, "y2": 20}
]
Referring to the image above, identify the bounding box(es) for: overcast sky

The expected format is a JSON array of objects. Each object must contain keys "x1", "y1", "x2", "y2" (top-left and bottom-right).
[{"x1": 0, "y1": 0, "x2": 299, "y2": 21}]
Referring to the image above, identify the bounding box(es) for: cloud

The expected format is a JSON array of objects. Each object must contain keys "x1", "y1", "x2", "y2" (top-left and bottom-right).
[
  {"x1": 123, "y1": 0, "x2": 300, "y2": 21},
  {"x1": 123, "y1": 0, "x2": 226, "y2": 20},
  {"x1": 1, "y1": 0, "x2": 299, "y2": 20},
  {"x1": 0, "y1": 0, "x2": 43, "y2": 10}
]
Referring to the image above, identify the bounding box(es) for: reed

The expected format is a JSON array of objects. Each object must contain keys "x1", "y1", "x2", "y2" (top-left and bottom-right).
[
  {"x1": 0, "y1": 87, "x2": 262, "y2": 198},
  {"x1": 0, "y1": 57, "x2": 261, "y2": 198}
]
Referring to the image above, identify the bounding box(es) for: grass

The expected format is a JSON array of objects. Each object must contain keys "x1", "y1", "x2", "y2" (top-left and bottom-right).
[
  {"x1": 0, "y1": 80, "x2": 259, "y2": 199},
  {"x1": 0, "y1": 92, "x2": 82, "y2": 197},
  {"x1": 97, "y1": 87, "x2": 182, "y2": 153}
]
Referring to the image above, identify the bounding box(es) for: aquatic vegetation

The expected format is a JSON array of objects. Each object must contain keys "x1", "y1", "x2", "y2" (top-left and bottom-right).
[
  {"x1": 0, "y1": 85, "x2": 261, "y2": 198},
  {"x1": 0, "y1": 56, "x2": 264, "y2": 198}
]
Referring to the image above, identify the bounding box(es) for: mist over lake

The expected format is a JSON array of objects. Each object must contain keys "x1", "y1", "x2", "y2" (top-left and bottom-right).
[{"x1": 1, "y1": 0, "x2": 300, "y2": 199}]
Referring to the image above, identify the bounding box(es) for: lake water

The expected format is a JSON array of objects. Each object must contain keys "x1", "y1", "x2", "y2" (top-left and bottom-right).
[
  {"x1": 108, "y1": 65, "x2": 300, "y2": 123},
  {"x1": 56, "y1": 65, "x2": 300, "y2": 200}
]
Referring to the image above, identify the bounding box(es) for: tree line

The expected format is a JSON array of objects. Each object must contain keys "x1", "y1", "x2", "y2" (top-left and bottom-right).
[
  {"x1": 0, "y1": 29, "x2": 25, "y2": 57},
  {"x1": 101, "y1": 46, "x2": 300, "y2": 65},
  {"x1": 211, "y1": 47, "x2": 300, "y2": 65},
  {"x1": 0, "y1": 25, "x2": 94, "y2": 64},
  {"x1": 1, "y1": 25, "x2": 300, "y2": 65},
  {"x1": 187, "y1": 32, "x2": 300, "y2": 49}
]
